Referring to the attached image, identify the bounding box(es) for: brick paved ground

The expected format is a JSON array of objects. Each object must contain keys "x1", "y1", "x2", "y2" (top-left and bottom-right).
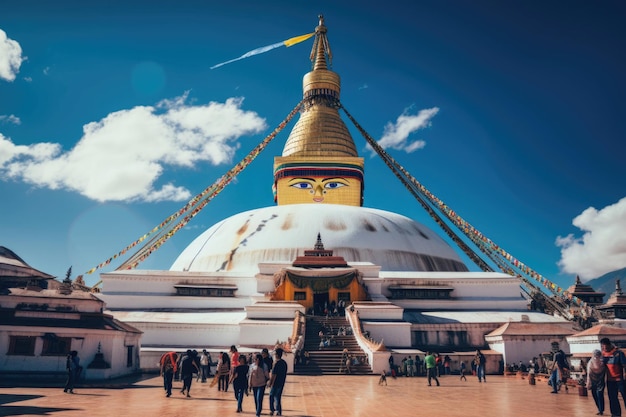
[{"x1": 0, "y1": 374, "x2": 600, "y2": 417}]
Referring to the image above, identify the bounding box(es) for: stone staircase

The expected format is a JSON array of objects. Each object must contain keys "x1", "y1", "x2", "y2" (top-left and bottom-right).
[{"x1": 293, "y1": 315, "x2": 372, "y2": 375}]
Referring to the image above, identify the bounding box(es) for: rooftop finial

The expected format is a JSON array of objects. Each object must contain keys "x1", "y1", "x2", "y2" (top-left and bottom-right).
[
  {"x1": 314, "y1": 233, "x2": 325, "y2": 250},
  {"x1": 310, "y1": 14, "x2": 332, "y2": 70}
]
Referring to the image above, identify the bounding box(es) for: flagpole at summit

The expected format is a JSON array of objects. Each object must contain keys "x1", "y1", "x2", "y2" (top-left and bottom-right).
[{"x1": 210, "y1": 32, "x2": 314, "y2": 69}]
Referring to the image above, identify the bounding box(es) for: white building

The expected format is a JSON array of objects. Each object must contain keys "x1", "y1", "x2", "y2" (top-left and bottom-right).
[{"x1": 0, "y1": 247, "x2": 142, "y2": 381}]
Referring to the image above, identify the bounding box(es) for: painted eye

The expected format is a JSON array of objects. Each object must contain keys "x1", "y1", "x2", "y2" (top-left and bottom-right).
[
  {"x1": 291, "y1": 182, "x2": 312, "y2": 189},
  {"x1": 324, "y1": 182, "x2": 346, "y2": 189}
]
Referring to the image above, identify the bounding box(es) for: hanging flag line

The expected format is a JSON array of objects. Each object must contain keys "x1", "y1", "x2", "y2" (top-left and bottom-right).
[
  {"x1": 210, "y1": 32, "x2": 315, "y2": 70},
  {"x1": 340, "y1": 104, "x2": 589, "y2": 318},
  {"x1": 83, "y1": 99, "x2": 304, "y2": 278}
]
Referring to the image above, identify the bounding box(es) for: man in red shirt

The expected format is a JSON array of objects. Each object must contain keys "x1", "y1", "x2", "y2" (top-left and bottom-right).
[
  {"x1": 160, "y1": 351, "x2": 178, "y2": 397},
  {"x1": 601, "y1": 337, "x2": 626, "y2": 416}
]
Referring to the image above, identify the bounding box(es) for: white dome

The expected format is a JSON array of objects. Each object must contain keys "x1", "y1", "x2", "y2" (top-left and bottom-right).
[{"x1": 171, "y1": 204, "x2": 467, "y2": 273}]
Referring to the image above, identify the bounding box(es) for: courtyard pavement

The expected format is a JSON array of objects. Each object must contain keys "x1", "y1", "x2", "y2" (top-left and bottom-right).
[{"x1": 0, "y1": 374, "x2": 601, "y2": 417}]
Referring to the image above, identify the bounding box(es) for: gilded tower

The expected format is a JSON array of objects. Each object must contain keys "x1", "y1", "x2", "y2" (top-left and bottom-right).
[{"x1": 273, "y1": 16, "x2": 365, "y2": 206}]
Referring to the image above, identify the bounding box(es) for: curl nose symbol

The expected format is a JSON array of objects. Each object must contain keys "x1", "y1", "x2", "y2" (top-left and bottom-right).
[{"x1": 313, "y1": 184, "x2": 324, "y2": 202}]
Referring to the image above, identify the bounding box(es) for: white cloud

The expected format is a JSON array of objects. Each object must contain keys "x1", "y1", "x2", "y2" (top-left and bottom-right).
[
  {"x1": 556, "y1": 197, "x2": 626, "y2": 280},
  {"x1": 367, "y1": 106, "x2": 439, "y2": 155},
  {"x1": 0, "y1": 94, "x2": 267, "y2": 202},
  {"x1": 0, "y1": 29, "x2": 24, "y2": 82},
  {"x1": 0, "y1": 114, "x2": 21, "y2": 125}
]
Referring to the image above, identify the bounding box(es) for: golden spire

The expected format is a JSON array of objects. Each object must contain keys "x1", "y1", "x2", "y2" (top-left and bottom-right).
[{"x1": 281, "y1": 15, "x2": 358, "y2": 158}]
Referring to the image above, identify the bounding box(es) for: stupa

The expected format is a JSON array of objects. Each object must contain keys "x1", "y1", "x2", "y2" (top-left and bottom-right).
[{"x1": 98, "y1": 16, "x2": 568, "y2": 372}]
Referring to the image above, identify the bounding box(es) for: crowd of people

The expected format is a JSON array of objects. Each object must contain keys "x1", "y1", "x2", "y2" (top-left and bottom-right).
[
  {"x1": 386, "y1": 350, "x2": 487, "y2": 385},
  {"x1": 159, "y1": 346, "x2": 288, "y2": 417}
]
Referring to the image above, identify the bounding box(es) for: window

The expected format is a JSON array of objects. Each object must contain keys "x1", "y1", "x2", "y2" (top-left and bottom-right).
[
  {"x1": 42, "y1": 336, "x2": 71, "y2": 356},
  {"x1": 127, "y1": 346, "x2": 134, "y2": 367},
  {"x1": 294, "y1": 291, "x2": 307, "y2": 301},
  {"x1": 174, "y1": 286, "x2": 236, "y2": 297},
  {"x1": 8, "y1": 336, "x2": 36, "y2": 356},
  {"x1": 338, "y1": 292, "x2": 351, "y2": 302}
]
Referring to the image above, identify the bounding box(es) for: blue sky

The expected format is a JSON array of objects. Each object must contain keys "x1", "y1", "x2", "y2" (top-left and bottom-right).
[{"x1": 1, "y1": 0, "x2": 625, "y2": 290}]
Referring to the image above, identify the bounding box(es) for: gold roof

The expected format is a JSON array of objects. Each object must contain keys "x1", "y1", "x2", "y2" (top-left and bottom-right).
[{"x1": 282, "y1": 16, "x2": 358, "y2": 158}]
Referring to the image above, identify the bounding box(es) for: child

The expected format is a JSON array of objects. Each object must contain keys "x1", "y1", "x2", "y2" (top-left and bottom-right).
[
  {"x1": 379, "y1": 370, "x2": 388, "y2": 385},
  {"x1": 460, "y1": 361, "x2": 467, "y2": 381}
]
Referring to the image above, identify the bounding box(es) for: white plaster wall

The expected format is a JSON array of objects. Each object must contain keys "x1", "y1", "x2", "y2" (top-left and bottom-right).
[
  {"x1": 98, "y1": 294, "x2": 254, "y2": 310},
  {"x1": 486, "y1": 336, "x2": 570, "y2": 366},
  {"x1": 133, "y1": 323, "x2": 241, "y2": 348},
  {"x1": 100, "y1": 271, "x2": 259, "y2": 296},
  {"x1": 391, "y1": 298, "x2": 528, "y2": 311},
  {"x1": 239, "y1": 321, "x2": 294, "y2": 346},
  {"x1": 363, "y1": 321, "x2": 411, "y2": 347}
]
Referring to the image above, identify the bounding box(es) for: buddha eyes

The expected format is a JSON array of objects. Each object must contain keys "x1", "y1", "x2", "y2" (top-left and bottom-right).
[
  {"x1": 324, "y1": 182, "x2": 346, "y2": 189},
  {"x1": 291, "y1": 182, "x2": 313, "y2": 189}
]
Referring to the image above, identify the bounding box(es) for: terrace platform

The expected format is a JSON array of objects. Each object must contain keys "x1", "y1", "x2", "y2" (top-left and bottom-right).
[{"x1": 0, "y1": 374, "x2": 599, "y2": 417}]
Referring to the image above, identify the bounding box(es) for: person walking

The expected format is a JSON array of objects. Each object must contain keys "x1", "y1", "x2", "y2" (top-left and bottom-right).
[
  {"x1": 217, "y1": 351, "x2": 231, "y2": 392},
  {"x1": 249, "y1": 353, "x2": 269, "y2": 417},
  {"x1": 424, "y1": 351, "x2": 440, "y2": 386},
  {"x1": 262, "y1": 348, "x2": 274, "y2": 373},
  {"x1": 180, "y1": 349, "x2": 200, "y2": 397},
  {"x1": 601, "y1": 337, "x2": 626, "y2": 417},
  {"x1": 200, "y1": 349, "x2": 211, "y2": 382},
  {"x1": 549, "y1": 347, "x2": 568, "y2": 393},
  {"x1": 474, "y1": 350, "x2": 486, "y2": 383},
  {"x1": 269, "y1": 347, "x2": 288, "y2": 416},
  {"x1": 63, "y1": 350, "x2": 80, "y2": 394},
  {"x1": 587, "y1": 349, "x2": 606, "y2": 416},
  {"x1": 230, "y1": 355, "x2": 250, "y2": 413},
  {"x1": 160, "y1": 351, "x2": 178, "y2": 397}
]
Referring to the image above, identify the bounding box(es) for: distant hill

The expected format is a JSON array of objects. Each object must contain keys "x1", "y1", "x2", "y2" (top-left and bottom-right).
[{"x1": 586, "y1": 267, "x2": 626, "y2": 302}]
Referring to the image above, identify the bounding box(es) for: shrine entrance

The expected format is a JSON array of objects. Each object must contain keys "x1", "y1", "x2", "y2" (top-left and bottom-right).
[{"x1": 313, "y1": 292, "x2": 330, "y2": 315}]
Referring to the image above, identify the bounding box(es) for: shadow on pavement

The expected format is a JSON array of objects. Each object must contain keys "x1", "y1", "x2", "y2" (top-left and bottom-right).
[{"x1": 0, "y1": 405, "x2": 76, "y2": 416}]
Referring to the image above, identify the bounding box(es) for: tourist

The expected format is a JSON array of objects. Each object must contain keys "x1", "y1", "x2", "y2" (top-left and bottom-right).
[
  {"x1": 269, "y1": 347, "x2": 288, "y2": 416},
  {"x1": 444, "y1": 355, "x2": 451, "y2": 375},
  {"x1": 262, "y1": 348, "x2": 274, "y2": 373},
  {"x1": 200, "y1": 349, "x2": 211, "y2": 382},
  {"x1": 415, "y1": 355, "x2": 422, "y2": 376},
  {"x1": 601, "y1": 337, "x2": 626, "y2": 416},
  {"x1": 549, "y1": 347, "x2": 568, "y2": 393},
  {"x1": 192, "y1": 349, "x2": 201, "y2": 382},
  {"x1": 406, "y1": 355, "x2": 415, "y2": 377},
  {"x1": 159, "y1": 351, "x2": 178, "y2": 397},
  {"x1": 460, "y1": 361, "x2": 467, "y2": 381},
  {"x1": 63, "y1": 350, "x2": 80, "y2": 394},
  {"x1": 424, "y1": 351, "x2": 440, "y2": 386},
  {"x1": 474, "y1": 350, "x2": 486, "y2": 383},
  {"x1": 230, "y1": 355, "x2": 249, "y2": 413},
  {"x1": 587, "y1": 349, "x2": 606, "y2": 416},
  {"x1": 388, "y1": 354, "x2": 394, "y2": 372},
  {"x1": 180, "y1": 349, "x2": 199, "y2": 397},
  {"x1": 340, "y1": 348, "x2": 349, "y2": 373},
  {"x1": 230, "y1": 345, "x2": 240, "y2": 376},
  {"x1": 217, "y1": 351, "x2": 231, "y2": 391},
  {"x1": 249, "y1": 353, "x2": 269, "y2": 417},
  {"x1": 435, "y1": 353, "x2": 442, "y2": 377}
]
